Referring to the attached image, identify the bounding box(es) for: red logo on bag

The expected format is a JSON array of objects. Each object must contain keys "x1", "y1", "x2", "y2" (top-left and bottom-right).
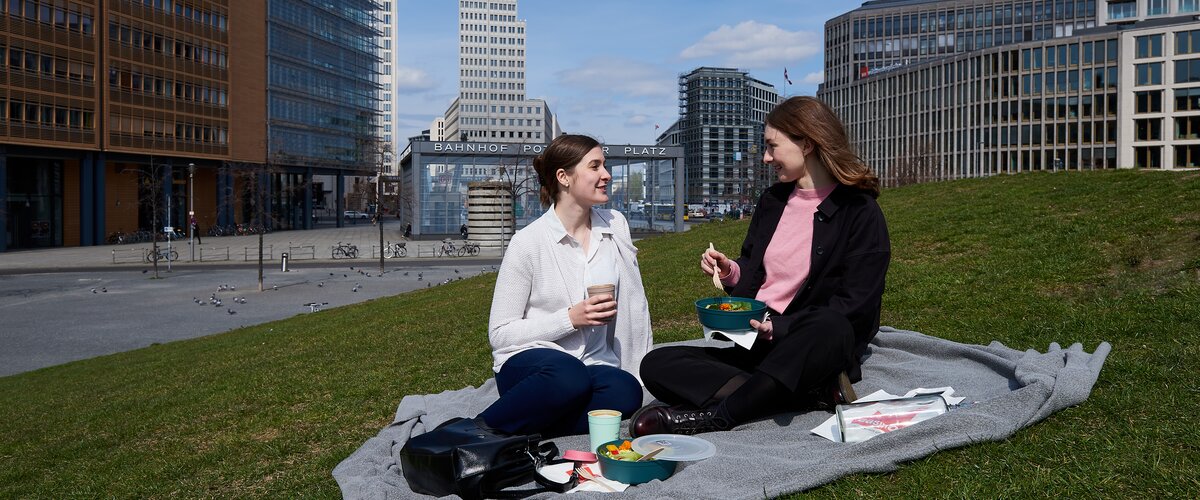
[{"x1": 850, "y1": 411, "x2": 918, "y2": 433}]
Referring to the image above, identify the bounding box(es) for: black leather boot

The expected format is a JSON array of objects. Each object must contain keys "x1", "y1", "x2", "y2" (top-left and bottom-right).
[{"x1": 629, "y1": 402, "x2": 733, "y2": 438}]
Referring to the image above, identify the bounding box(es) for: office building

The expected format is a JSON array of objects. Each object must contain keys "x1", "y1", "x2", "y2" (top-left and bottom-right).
[
  {"x1": 0, "y1": 0, "x2": 383, "y2": 252},
  {"x1": 818, "y1": 0, "x2": 1200, "y2": 185},
  {"x1": 440, "y1": 0, "x2": 559, "y2": 143},
  {"x1": 676, "y1": 67, "x2": 779, "y2": 207}
]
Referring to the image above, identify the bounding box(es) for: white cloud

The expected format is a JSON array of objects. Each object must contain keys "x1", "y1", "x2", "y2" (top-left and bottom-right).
[
  {"x1": 392, "y1": 66, "x2": 438, "y2": 93},
  {"x1": 555, "y1": 57, "x2": 677, "y2": 100},
  {"x1": 803, "y1": 71, "x2": 824, "y2": 84},
  {"x1": 680, "y1": 21, "x2": 820, "y2": 69}
]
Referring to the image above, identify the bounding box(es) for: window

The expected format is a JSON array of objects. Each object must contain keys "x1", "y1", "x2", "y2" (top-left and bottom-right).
[
  {"x1": 1177, "y1": 145, "x2": 1200, "y2": 167},
  {"x1": 1133, "y1": 146, "x2": 1162, "y2": 168},
  {"x1": 1136, "y1": 63, "x2": 1162, "y2": 85},
  {"x1": 1136, "y1": 35, "x2": 1163, "y2": 58},
  {"x1": 1135, "y1": 119, "x2": 1162, "y2": 141},
  {"x1": 1177, "y1": 115, "x2": 1200, "y2": 139},
  {"x1": 1136, "y1": 90, "x2": 1163, "y2": 113},
  {"x1": 1176, "y1": 58, "x2": 1200, "y2": 83},
  {"x1": 1176, "y1": 87, "x2": 1200, "y2": 110},
  {"x1": 1182, "y1": 0, "x2": 1200, "y2": 14},
  {"x1": 1108, "y1": 1, "x2": 1137, "y2": 19},
  {"x1": 1179, "y1": 30, "x2": 1200, "y2": 55},
  {"x1": 1149, "y1": 0, "x2": 1169, "y2": 15}
]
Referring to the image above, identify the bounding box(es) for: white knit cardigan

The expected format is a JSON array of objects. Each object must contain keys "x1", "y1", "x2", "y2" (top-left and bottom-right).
[{"x1": 487, "y1": 207, "x2": 654, "y2": 384}]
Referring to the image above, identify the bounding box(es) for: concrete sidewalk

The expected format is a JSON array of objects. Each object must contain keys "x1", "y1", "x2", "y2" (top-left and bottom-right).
[{"x1": 0, "y1": 223, "x2": 498, "y2": 273}]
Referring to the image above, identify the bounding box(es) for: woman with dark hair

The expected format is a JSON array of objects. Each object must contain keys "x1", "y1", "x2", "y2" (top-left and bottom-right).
[
  {"x1": 631, "y1": 96, "x2": 890, "y2": 436},
  {"x1": 474, "y1": 134, "x2": 653, "y2": 437}
]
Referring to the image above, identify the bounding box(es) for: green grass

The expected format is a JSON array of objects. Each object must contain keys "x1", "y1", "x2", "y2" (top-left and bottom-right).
[{"x1": 2, "y1": 169, "x2": 1198, "y2": 498}]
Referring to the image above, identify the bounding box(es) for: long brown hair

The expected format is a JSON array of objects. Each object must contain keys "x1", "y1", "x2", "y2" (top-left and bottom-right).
[
  {"x1": 765, "y1": 96, "x2": 880, "y2": 197},
  {"x1": 533, "y1": 134, "x2": 600, "y2": 207}
]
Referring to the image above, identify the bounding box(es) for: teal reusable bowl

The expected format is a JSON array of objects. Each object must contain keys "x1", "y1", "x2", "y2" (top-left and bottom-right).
[
  {"x1": 595, "y1": 440, "x2": 677, "y2": 485},
  {"x1": 695, "y1": 297, "x2": 768, "y2": 331}
]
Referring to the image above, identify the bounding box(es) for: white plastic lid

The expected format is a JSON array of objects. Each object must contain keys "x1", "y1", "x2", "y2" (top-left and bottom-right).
[{"x1": 631, "y1": 434, "x2": 716, "y2": 461}]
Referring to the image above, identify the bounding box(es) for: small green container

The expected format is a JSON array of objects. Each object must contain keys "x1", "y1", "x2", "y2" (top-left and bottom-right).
[
  {"x1": 695, "y1": 297, "x2": 768, "y2": 331},
  {"x1": 595, "y1": 440, "x2": 677, "y2": 485}
]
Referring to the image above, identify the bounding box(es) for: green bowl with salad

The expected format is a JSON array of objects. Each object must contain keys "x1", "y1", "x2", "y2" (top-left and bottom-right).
[{"x1": 695, "y1": 297, "x2": 768, "y2": 331}]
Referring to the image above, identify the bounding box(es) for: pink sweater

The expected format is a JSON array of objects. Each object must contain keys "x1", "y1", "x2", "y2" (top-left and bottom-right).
[{"x1": 723, "y1": 184, "x2": 835, "y2": 313}]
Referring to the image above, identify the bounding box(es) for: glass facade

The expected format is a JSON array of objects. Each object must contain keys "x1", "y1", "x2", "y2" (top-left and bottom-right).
[
  {"x1": 266, "y1": 0, "x2": 382, "y2": 169},
  {"x1": 402, "y1": 142, "x2": 683, "y2": 235}
]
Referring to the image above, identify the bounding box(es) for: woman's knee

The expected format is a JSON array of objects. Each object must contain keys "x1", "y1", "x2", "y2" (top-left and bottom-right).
[{"x1": 502, "y1": 349, "x2": 592, "y2": 400}]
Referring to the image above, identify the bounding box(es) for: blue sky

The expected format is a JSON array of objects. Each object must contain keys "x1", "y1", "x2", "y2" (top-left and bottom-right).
[{"x1": 391, "y1": 0, "x2": 855, "y2": 145}]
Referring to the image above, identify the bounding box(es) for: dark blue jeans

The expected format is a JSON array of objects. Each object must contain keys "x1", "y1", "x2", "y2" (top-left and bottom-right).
[{"x1": 478, "y1": 348, "x2": 642, "y2": 437}]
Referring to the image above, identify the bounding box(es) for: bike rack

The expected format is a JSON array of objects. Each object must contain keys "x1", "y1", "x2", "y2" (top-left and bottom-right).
[
  {"x1": 288, "y1": 245, "x2": 316, "y2": 260},
  {"x1": 200, "y1": 247, "x2": 231, "y2": 262},
  {"x1": 243, "y1": 245, "x2": 274, "y2": 261},
  {"x1": 111, "y1": 248, "x2": 144, "y2": 264},
  {"x1": 417, "y1": 244, "x2": 437, "y2": 257}
]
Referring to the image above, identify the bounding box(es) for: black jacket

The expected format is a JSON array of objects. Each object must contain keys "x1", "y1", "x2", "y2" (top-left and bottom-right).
[{"x1": 728, "y1": 182, "x2": 890, "y2": 380}]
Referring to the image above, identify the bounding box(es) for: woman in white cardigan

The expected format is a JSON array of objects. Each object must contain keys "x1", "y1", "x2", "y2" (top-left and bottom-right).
[{"x1": 475, "y1": 134, "x2": 654, "y2": 438}]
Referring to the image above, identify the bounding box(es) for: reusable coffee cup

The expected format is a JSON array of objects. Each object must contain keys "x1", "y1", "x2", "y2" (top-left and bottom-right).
[
  {"x1": 587, "y1": 409, "x2": 621, "y2": 453},
  {"x1": 586, "y1": 283, "x2": 615, "y2": 299}
]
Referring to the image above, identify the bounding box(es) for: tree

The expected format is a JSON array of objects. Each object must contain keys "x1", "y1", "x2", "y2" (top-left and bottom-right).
[
  {"x1": 222, "y1": 160, "x2": 311, "y2": 291},
  {"x1": 891, "y1": 140, "x2": 939, "y2": 187},
  {"x1": 496, "y1": 158, "x2": 539, "y2": 251},
  {"x1": 124, "y1": 160, "x2": 174, "y2": 279}
]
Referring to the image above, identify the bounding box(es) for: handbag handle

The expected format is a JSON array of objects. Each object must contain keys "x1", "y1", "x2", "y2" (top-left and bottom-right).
[{"x1": 487, "y1": 442, "x2": 579, "y2": 498}]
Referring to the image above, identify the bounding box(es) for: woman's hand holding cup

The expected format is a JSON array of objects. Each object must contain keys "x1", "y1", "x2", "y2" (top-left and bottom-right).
[{"x1": 571, "y1": 284, "x2": 616, "y2": 328}]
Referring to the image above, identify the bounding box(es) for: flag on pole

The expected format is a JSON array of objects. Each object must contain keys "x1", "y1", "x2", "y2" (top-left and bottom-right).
[{"x1": 784, "y1": 68, "x2": 793, "y2": 85}]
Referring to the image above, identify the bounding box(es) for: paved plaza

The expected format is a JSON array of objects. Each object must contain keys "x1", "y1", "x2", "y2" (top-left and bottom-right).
[{"x1": 0, "y1": 224, "x2": 502, "y2": 377}]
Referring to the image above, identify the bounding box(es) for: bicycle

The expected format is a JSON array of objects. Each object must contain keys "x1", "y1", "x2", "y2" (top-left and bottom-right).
[
  {"x1": 144, "y1": 246, "x2": 179, "y2": 263},
  {"x1": 383, "y1": 241, "x2": 407, "y2": 258},
  {"x1": 460, "y1": 240, "x2": 480, "y2": 256},
  {"x1": 332, "y1": 241, "x2": 359, "y2": 259},
  {"x1": 436, "y1": 238, "x2": 457, "y2": 258}
]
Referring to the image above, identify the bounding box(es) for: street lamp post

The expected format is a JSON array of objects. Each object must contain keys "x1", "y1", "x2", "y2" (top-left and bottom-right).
[{"x1": 188, "y1": 163, "x2": 195, "y2": 261}]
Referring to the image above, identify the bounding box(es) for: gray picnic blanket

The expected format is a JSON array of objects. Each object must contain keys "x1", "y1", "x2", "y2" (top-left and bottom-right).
[{"x1": 333, "y1": 327, "x2": 1111, "y2": 499}]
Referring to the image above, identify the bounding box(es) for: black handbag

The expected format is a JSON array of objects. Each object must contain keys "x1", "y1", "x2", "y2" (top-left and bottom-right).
[{"x1": 399, "y1": 417, "x2": 578, "y2": 499}]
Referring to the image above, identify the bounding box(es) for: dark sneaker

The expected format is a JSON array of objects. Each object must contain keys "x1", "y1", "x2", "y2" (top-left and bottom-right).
[{"x1": 629, "y1": 402, "x2": 732, "y2": 437}]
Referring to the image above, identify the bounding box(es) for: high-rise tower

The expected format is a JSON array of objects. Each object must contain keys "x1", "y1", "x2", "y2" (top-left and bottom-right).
[{"x1": 443, "y1": 0, "x2": 558, "y2": 143}]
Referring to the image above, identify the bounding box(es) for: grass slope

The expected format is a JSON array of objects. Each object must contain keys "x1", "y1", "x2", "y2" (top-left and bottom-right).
[{"x1": 1, "y1": 170, "x2": 1198, "y2": 498}]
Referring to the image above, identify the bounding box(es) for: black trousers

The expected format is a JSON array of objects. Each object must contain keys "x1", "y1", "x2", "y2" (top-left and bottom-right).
[{"x1": 640, "y1": 307, "x2": 855, "y2": 409}]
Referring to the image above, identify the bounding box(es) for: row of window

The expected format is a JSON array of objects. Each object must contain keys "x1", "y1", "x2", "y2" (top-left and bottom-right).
[
  {"x1": 459, "y1": 92, "x2": 526, "y2": 101},
  {"x1": 1020, "y1": 67, "x2": 1118, "y2": 94},
  {"x1": 109, "y1": 114, "x2": 228, "y2": 145},
  {"x1": 1135, "y1": 59, "x2": 1200, "y2": 85},
  {"x1": 1133, "y1": 116, "x2": 1200, "y2": 141},
  {"x1": 1134, "y1": 87, "x2": 1200, "y2": 113},
  {"x1": 459, "y1": 129, "x2": 542, "y2": 139},
  {"x1": 108, "y1": 20, "x2": 228, "y2": 69},
  {"x1": 1, "y1": 0, "x2": 95, "y2": 35},
  {"x1": 108, "y1": 67, "x2": 228, "y2": 106},
  {"x1": 461, "y1": 80, "x2": 524, "y2": 90},
  {"x1": 1136, "y1": 30, "x2": 1200, "y2": 58},
  {"x1": 1134, "y1": 145, "x2": 1200, "y2": 168},
  {"x1": 853, "y1": 21, "x2": 1093, "y2": 60},
  {"x1": 129, "y1": 0, "x2": 228, "y2": 31},
  {"x1": 459, "y1": 58, "x2": 525, "y2": 68},
  {"x1": 1, "y1": 99, "x2": 94, "y2": 129},
  {"x1": 1, "y1": 44, "x2": 96, "y2": 82},
  {"x1": 460, "y1": 47, "x2": 524, "y2": 57},
  {"x1": 1109, "y1": 0, "x2": 1189, "y2": 20},
  {"x1": 459, "y1": 117, "x2": 542, "y2": 127},
  {"x1": 851, "y1": 1, "x2": 1095, "y2": 39},
  {"x1": 459, "y1": 23, "x2": 523, "y2": 34},
  {"x1": 461, "y1": 70, "x2": 525, "y2": 80},
  {"x1": 459, "y1": 104, "x2": 542, "y2": 114},
  {"x1": 459, "y1": 35, "x2": 524, "y2": 46},
  {"x1": 1021, "y1": 39, "x2": 1117, "y2": 70}
]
